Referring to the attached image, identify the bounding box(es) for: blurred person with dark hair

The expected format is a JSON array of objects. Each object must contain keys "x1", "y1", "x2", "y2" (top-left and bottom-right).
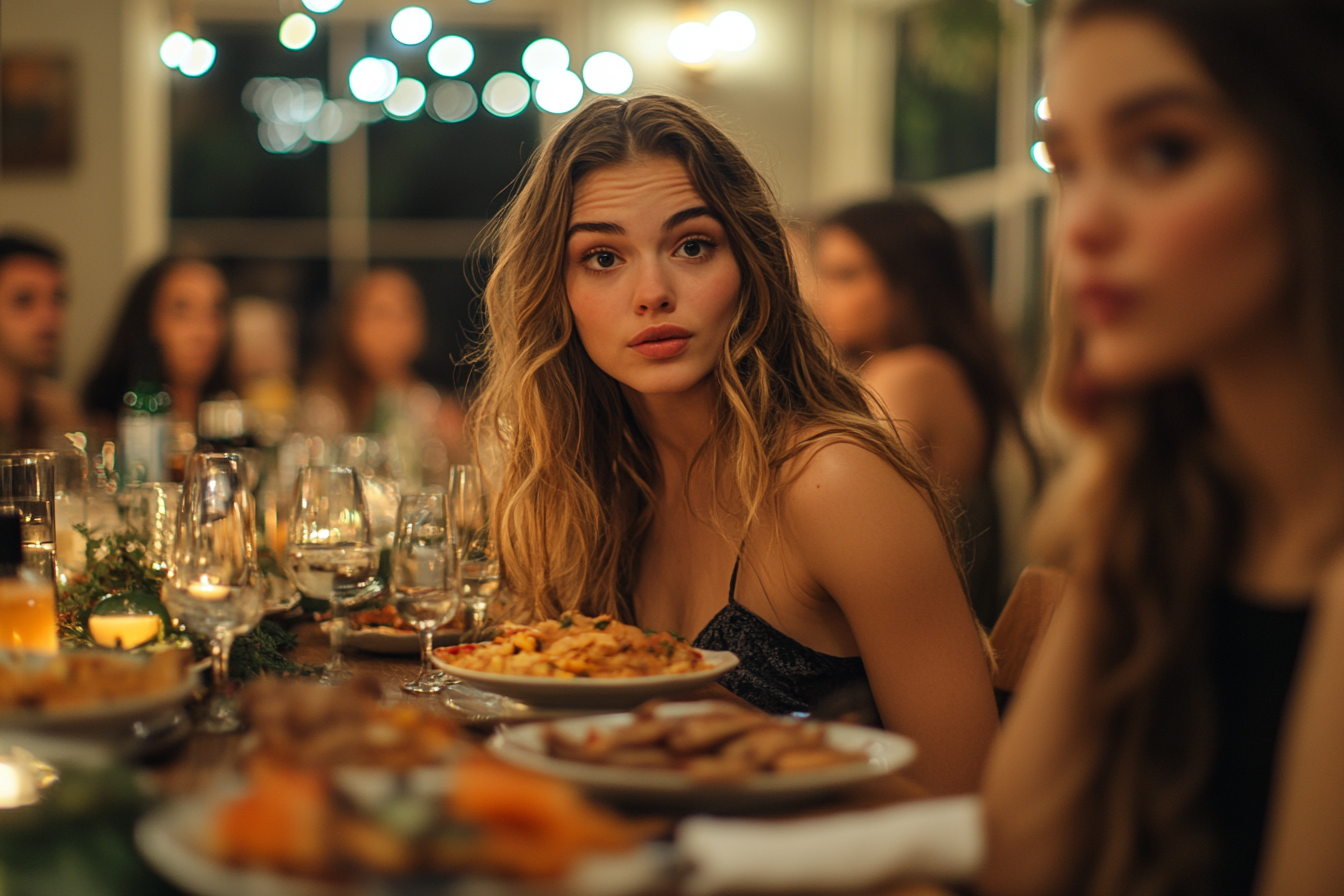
[
  {"x1": 814, "y1": 198, "x2": 1041, "y2": 623},
  {"x1": 302, "y1": 267, "x2": 466, "y2": 479},
  {"x1": 82, "y1": 257, "x2": 231, "y2": 440},
  {"x1": 0, "y1": 234, "x2": 82, "y2": 451}
]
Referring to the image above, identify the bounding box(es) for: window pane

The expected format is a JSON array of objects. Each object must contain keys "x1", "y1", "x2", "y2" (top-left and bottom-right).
[
  {"x1": 893, "y1": 0, "x2": 1000, "y2": 182},
  {"x1": 172, "y1": 23, "x2": 329, "y2": 218},
  {"x1": 367, "y1": 27, "x2": 541, "y2": 220}
]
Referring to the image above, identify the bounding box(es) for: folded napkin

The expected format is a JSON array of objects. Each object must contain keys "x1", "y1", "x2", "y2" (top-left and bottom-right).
[{"x1": 677, "y1": 795, "x2": 984, "y2": 895}]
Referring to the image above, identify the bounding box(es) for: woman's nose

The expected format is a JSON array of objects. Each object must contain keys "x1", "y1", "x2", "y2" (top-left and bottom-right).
[{"x1": 633, "y1": 260, "x2": 676, "y2": 314}]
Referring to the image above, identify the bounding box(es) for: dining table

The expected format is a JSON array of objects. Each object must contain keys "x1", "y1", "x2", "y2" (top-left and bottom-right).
[{"x1": 143, "y1": 621, "x2": 961, "y2": 896}]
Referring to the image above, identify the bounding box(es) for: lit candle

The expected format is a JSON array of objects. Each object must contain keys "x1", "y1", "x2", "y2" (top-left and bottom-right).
[
  {"x1": 88, "y1": 613, "x2": 162, "y2": 650},
  {"x1": 187, "y1": 580, "x2": 232, "y2": 601}
]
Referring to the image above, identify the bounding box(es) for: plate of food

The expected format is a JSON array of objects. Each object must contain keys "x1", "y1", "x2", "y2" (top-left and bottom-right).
[
  {"x1": 137, "y1": 676, "x2": 662, "y2": 896},
  {"x1": 0, "y1": 649, "x2": 201, "y2": 737},
  {"x1": 322, "y1": 605, "x2": 463, "y2": 655},
  {"x1": 488, "y1": 700, "x2": 917, "y2": 813},
  {"x1": 430, "y1": 612, "x2": 738, "y2": 709}
]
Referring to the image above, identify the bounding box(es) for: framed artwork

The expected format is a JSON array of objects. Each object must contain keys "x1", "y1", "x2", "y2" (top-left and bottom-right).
[{"x1": 1, "y1": 53, "x2": 76, "y2": 174}]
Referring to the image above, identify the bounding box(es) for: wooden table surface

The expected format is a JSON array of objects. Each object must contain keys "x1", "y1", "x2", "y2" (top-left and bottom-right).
[{"x1": 154, "y1": 622, "x2": 957, "y2": 896}]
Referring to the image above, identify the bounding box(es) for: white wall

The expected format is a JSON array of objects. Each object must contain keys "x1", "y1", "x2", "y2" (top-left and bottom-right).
[{"x1": 0, "y1": 0, "x2": 170, "y2": 388}]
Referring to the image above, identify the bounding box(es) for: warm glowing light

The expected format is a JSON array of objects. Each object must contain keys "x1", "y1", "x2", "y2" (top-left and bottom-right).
[
  {"x1": 582, "y1": 52, "x2": 633, "y2": 96},
  {"x1": 482, "y1": 72, "x2": 531, "y2": 117},
  {"x1": 711, "y1": 11, "x2": 756, "y2": 52},
  {"x1": 1035, "y1": 96, "x2": 1051, "y2": 121},
  {"x1": 533, "y1": 69, "x2": 583, "y2": 114},
  {"x1": 301, "y1": 0, "x2": 343, "y2": 12},
  {"x1": 279, "y1": 13, "x2": 317, "y2": 51},
  {"x1": 159, "y1": 31, "x2": 193, "y2": 69},
  {"x1": 428, "y1": 35, "x2": 474, "y2": 77},
  {"x1": 349, "y1": 57, "x2": 398, "y2": 103},
  {"x1": 427, "y1": 80, "x2": 478, "y2": 122},
  {"x1": 1031, "y1": 141, "x2": 1054, "y2": 173},
  {"x1": 179, "y1": 39, "x2": 217, "y2": 77},
  {"x1": 390, "y1": 6, "x2": 433, "y2": 46},
  {"x1": 88, "y1": 614, "x2": 161, "y2": 649},
  {"x1": 522, "y1": 38, "x2": 569, "y2": 80},
  {"x1": 384, "y1": 77, "x2": 426, "y2": 118},
  {"x1": 669, "y1": 22, "x2": 715, "y2": 65}
]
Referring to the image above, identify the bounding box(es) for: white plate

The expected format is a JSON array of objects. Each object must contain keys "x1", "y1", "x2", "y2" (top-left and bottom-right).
[
  {"x1": 431, "y1": 649, "x2": 739, "y2": 709},
  {"x1": 488, "y1": 701, "x2": 917, "y2": 813},
  {"x1": 0, "y1": 664, "x2": 202, "y2": 738},
  {"x1": 321, "y1": 623, "x2": 463, "y2": 655}
]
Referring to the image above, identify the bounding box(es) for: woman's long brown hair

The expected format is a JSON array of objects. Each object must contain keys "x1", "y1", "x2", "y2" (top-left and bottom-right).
[
  {"x1": 1034, "y1": 1, "x2": 1344, "y2": 894},
  {"x1": 469, "y1": 95, "x2": 959, "y2": 624}
]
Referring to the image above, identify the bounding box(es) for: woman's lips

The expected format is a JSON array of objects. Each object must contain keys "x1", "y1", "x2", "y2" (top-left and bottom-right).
[
  {"x1": 1075, "y1": 281, "x2": 1137, "y2": 327},
  {"x1": 629, "y1": 324, "x2": 691, "y2": 359}
]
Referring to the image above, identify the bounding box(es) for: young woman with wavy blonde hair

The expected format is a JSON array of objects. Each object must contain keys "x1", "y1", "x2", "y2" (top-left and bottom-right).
[{"x1": 470, "y1": 95, "x2": 998, "y2": 795}]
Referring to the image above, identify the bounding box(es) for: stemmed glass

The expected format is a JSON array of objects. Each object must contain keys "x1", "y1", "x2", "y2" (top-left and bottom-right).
[
  {"x1": 161, "y1": 453, "x2": 264, "y2": 733},
  {"x1": 282, "y1": 465, "x2": 382, "y2": 684},
  {"x1": 449, "y1": 464, "x2": 499, "y2": 641},
  {"x1": 391, "y1": 493, "x2": 460, "y2": 694}
]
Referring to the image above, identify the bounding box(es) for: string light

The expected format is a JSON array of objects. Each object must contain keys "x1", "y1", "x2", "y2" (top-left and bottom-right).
[
  {"x1": 178, "y1": 39, "x2": 217, "y2": 77},
  {"x1": 383, "y1": 77, "x2": 427, "y2": 119},
  {"x1": 521, "y1": 38, "x2": 570, "y2": 80},
  {"x1": 279, "y1": 13, "x2": 317, "y2": 51},
  {"x1": 390, "y1": 7, "x2": 433, "y2": 46},
  {"x1": 581, "y1": 52, "x2": 633, "y2": 95},
  {"x1": 301, "y1": 0, "x2": 343, "y2": 12},
  {"x1": 427, "y1": 80, "x2": 478, "y2": 123},
  {"x1": 428, "y1": 35, "x2": 474, "y2": 77},
  {"x1": 482, "y1": 72, "x2": 531, "y2": 117},
  {"x1": 349, "y1": 57, "x2": 398, "y2": 103},
  {"x1": 533, "y1": 70, "x2": 583, "y2": 114},
  {"x1": 1031, "y1": 141, "x2": 1054, "y2": 173}
]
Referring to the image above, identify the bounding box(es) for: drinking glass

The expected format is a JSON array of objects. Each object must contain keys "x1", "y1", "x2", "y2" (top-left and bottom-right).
[
  {"x1": 123, "y1": 482, "x2": 180, "y2": 571},
  {"x1": 0, "y1": 453, "x2": 56, "y2": 579},
  {"x1": 282, "y1": 465, "x2": 382, "y2": 683},
  {"x1": 449, "y1": 464, "x2": 499, "y2": 640},
  {"x1": 391, "y1": 493, "x2": 460, "y2": 694},
  {"x1": 161, "y1": 454, "x2": 264, "y2": 733},
  {"x1": 51, "y1": 447, "x2": 89, "y2": 581}
]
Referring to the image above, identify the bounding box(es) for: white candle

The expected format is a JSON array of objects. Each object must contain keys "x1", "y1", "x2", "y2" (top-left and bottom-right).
[
  {"x1": 187, "y1": 580, "x2": 232, "y2": 601},
  {"x1": 88, "y1": 613, "x2": 162, "y2": 649}
]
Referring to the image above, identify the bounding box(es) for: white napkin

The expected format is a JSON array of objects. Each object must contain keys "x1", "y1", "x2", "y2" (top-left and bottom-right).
[{"x1": 676, "y1": 795, "x2": 984, "y2": 895}]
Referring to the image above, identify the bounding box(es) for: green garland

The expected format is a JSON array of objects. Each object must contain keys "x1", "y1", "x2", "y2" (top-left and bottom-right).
[{"x1": 58, "y1": 526, "x2": 316, "y2": 680}]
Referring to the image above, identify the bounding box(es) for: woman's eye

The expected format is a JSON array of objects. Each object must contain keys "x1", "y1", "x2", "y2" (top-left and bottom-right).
[
  {"x1": 585, "y1": 251, "x2": 618, "y2": 270},
  {"x1": 1137, "y1": 134, "x2": 1196, "y2": 174},
  {"x1": 675, "y1": 238, "x2": 712, "y2": 259}
]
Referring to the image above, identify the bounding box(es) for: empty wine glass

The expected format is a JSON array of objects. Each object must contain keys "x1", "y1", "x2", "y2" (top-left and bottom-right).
[
  {"x1": 449, "y1": 464, "x2": 499, "y2": 641},
  {"x1": 391, "y1": 493, "x2": 460, "y2": 694},
  {"x1": 161, "y1": 453, "x2": 264, "y2": 733},
  {"x1": 282, "y1": 465, "x2": 381, "y2": 684}
]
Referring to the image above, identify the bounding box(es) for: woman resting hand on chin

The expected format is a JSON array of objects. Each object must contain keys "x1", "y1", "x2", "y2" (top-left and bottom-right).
[{"x1": 469, "y1": 95, "x2": 998, "y2": 796}]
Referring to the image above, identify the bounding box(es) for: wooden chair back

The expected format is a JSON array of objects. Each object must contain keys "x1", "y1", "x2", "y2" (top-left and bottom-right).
[{"x1": 989, "y1": 566, "x2": 1069, "y2": 693}]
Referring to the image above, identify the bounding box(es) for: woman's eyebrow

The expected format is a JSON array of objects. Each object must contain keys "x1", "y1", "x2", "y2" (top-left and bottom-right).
[
  {"x1": 663, "y1": 205, "x2": 717, "y2": 232},
  {"x1": 1109, "y1": 85, "x2": 1217, "y2": 125},
  {"x1": 566, "y1": 220, "x2": 623, "y2": 241}
]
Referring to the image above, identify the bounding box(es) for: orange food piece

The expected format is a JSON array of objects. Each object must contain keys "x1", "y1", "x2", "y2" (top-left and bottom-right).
[
  {"x1": 211, "y1": 758, "x2": 331, "y2": 876},
  {"x1": 448, "y1": 756, "x2": 640, "y2": 878}
]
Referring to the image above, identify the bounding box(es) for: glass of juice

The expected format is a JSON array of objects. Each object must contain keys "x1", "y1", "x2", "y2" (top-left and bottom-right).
[{"x1": 0, "y1": 510, "x2": 57, "y2": 654}]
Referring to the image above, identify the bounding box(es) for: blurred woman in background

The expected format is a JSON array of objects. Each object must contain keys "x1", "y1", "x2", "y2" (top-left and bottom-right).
[
  {"x1": 83, "y1": 257, "x2": 231, "y2": 440},
  {"x1": 981, "y1": 0, "x2": 1344, "y2": 894},
  {"x1": 302, "y1": 267, "x2": 466, "y2": 481},
  {"x1": 814, "y1": 197, "x2": 1040, "y2": 623}
]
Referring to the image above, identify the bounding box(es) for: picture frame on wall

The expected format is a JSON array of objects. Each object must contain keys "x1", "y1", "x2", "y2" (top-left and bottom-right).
[{"x1": 1, "y1": 53, "x2": 76, "y2": 174}]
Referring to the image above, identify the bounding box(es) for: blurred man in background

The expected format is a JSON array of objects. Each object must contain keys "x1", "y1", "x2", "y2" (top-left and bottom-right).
[{"x1": 0, "y1": 233, "x2": 82, "y2": 451}]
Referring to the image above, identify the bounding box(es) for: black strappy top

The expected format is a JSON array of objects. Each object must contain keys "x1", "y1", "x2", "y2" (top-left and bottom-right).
[{"x1": 691, "y1": 558, "x2": 879, "y2": 723}]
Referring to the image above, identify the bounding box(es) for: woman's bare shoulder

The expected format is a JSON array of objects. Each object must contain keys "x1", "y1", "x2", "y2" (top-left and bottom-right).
[{"x1": 778, "y1": 429, "x2": 937, "y2": 530}]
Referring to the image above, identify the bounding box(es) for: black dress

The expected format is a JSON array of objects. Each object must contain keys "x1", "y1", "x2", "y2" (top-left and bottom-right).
[
  {"x1": 1206, "y1": 584, "x2": 1310, "y2": 895},
  {"x1": 691, "y1": 557, "x2": 879, "y2": 723}
]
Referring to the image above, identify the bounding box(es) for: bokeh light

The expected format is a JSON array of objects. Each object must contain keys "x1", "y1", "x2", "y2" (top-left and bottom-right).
[
  {"x1": 349, "y1": 57, "x2": 398, "y2": 103},
  {"x1": 582, "y1": 52, "x2": 633, "y2": 96},
  {"x1": 279, "y1": 13, "x2": 317, "y2": 51},
  {"x1": 159, "y1": 32, "x2": 193, "y2": 69},
  {"x1": 1035, "y1": 97, "x2": 1051, "y2": 121},
  {"x1": 522, "y1": 38, "x2": 570, "y2": 80},
  {"x1": 1031, "y1": 141, "x2": 1054, "y2": 173},
  {"x1": 669, "y1": 22, "x2": 715, "y2": 65},
  {"x1": 383, "y1": 77, "x2": 427, "y2": 119},
  {"x1": 482, "y1": 72, "x2": 531, "y2": 117},
  {"x1": 259, "y1": 121, "x2": 309, "y2": 154},
  {"x1": 427, "y1": 80, "x2": 478, "y2": 123},
  {"x1": 301, "y1": 0, "x2": 343, "y2": 12},
  {"x1": 710, "y1": 11, "x2": 756, "y2": 52},
  {"x1": 428, "y1": 35, "x2": 474, "y2": 77},
  {"x1": 533, "y1": 70, "x2": 583, "y2": 114},
  {"x1": 390, "y1": 7, "x2": 433, "y2": 46},
  {"x1": 178, "y1": 39, "x2": 217, "y2": 77}
]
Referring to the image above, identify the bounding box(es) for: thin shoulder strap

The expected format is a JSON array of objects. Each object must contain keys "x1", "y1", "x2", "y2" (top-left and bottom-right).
[{"x1": 727, "y1": 541, "x2": 745, "y2": 603}]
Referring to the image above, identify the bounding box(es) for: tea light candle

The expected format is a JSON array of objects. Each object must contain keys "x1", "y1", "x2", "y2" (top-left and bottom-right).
[
  {"x1": 88, "y1": 613, "x2": 162, "y2": 650},
  {"x1": 187, "y1": 580, "x2": 231, "y2": 601}
]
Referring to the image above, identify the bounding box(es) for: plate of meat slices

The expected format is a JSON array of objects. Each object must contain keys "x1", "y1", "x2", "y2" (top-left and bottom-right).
[{"x1": 488, "y1": 700, "x2": 917, "y2": 813}]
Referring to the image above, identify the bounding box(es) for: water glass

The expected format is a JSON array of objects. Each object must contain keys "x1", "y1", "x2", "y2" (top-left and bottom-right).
[
  {"x1": 282, "y1": 465, "x2": 382, "y2": 683},
  {"x1": 0, "y1": 453, "x2": 56, "y2": 579},
  {"x1": 123, "y1": 482, "x2": 180, "y2": 572},
  {"x1": 449, "y1": 464, "x2": 499, "y2": 640},
  {"x1": 391, "y1": 493, "x2": 460, "y2": 694},
  {"x1": 161, "y1": 453, "x2": 264, "y2": 733}
]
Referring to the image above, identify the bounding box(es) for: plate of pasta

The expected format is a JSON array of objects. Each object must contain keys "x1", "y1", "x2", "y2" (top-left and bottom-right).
[{"x1": 431, "y1": 612, "x2": 738, "y2": 709}]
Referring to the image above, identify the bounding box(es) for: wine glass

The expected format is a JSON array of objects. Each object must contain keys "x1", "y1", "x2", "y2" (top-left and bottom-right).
[
  {"x1": 449, "y1": 464, "x2": 499, "y2": 641},
  {"x1": 161, "y1": 453, "x2": 264, "y2": 733},
  {"x1": 391, "y1": 493, "x2": 460, "y2": 694},
  {"x1": 282, "y1": 465, "x2": 381, "y2": 684}
]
